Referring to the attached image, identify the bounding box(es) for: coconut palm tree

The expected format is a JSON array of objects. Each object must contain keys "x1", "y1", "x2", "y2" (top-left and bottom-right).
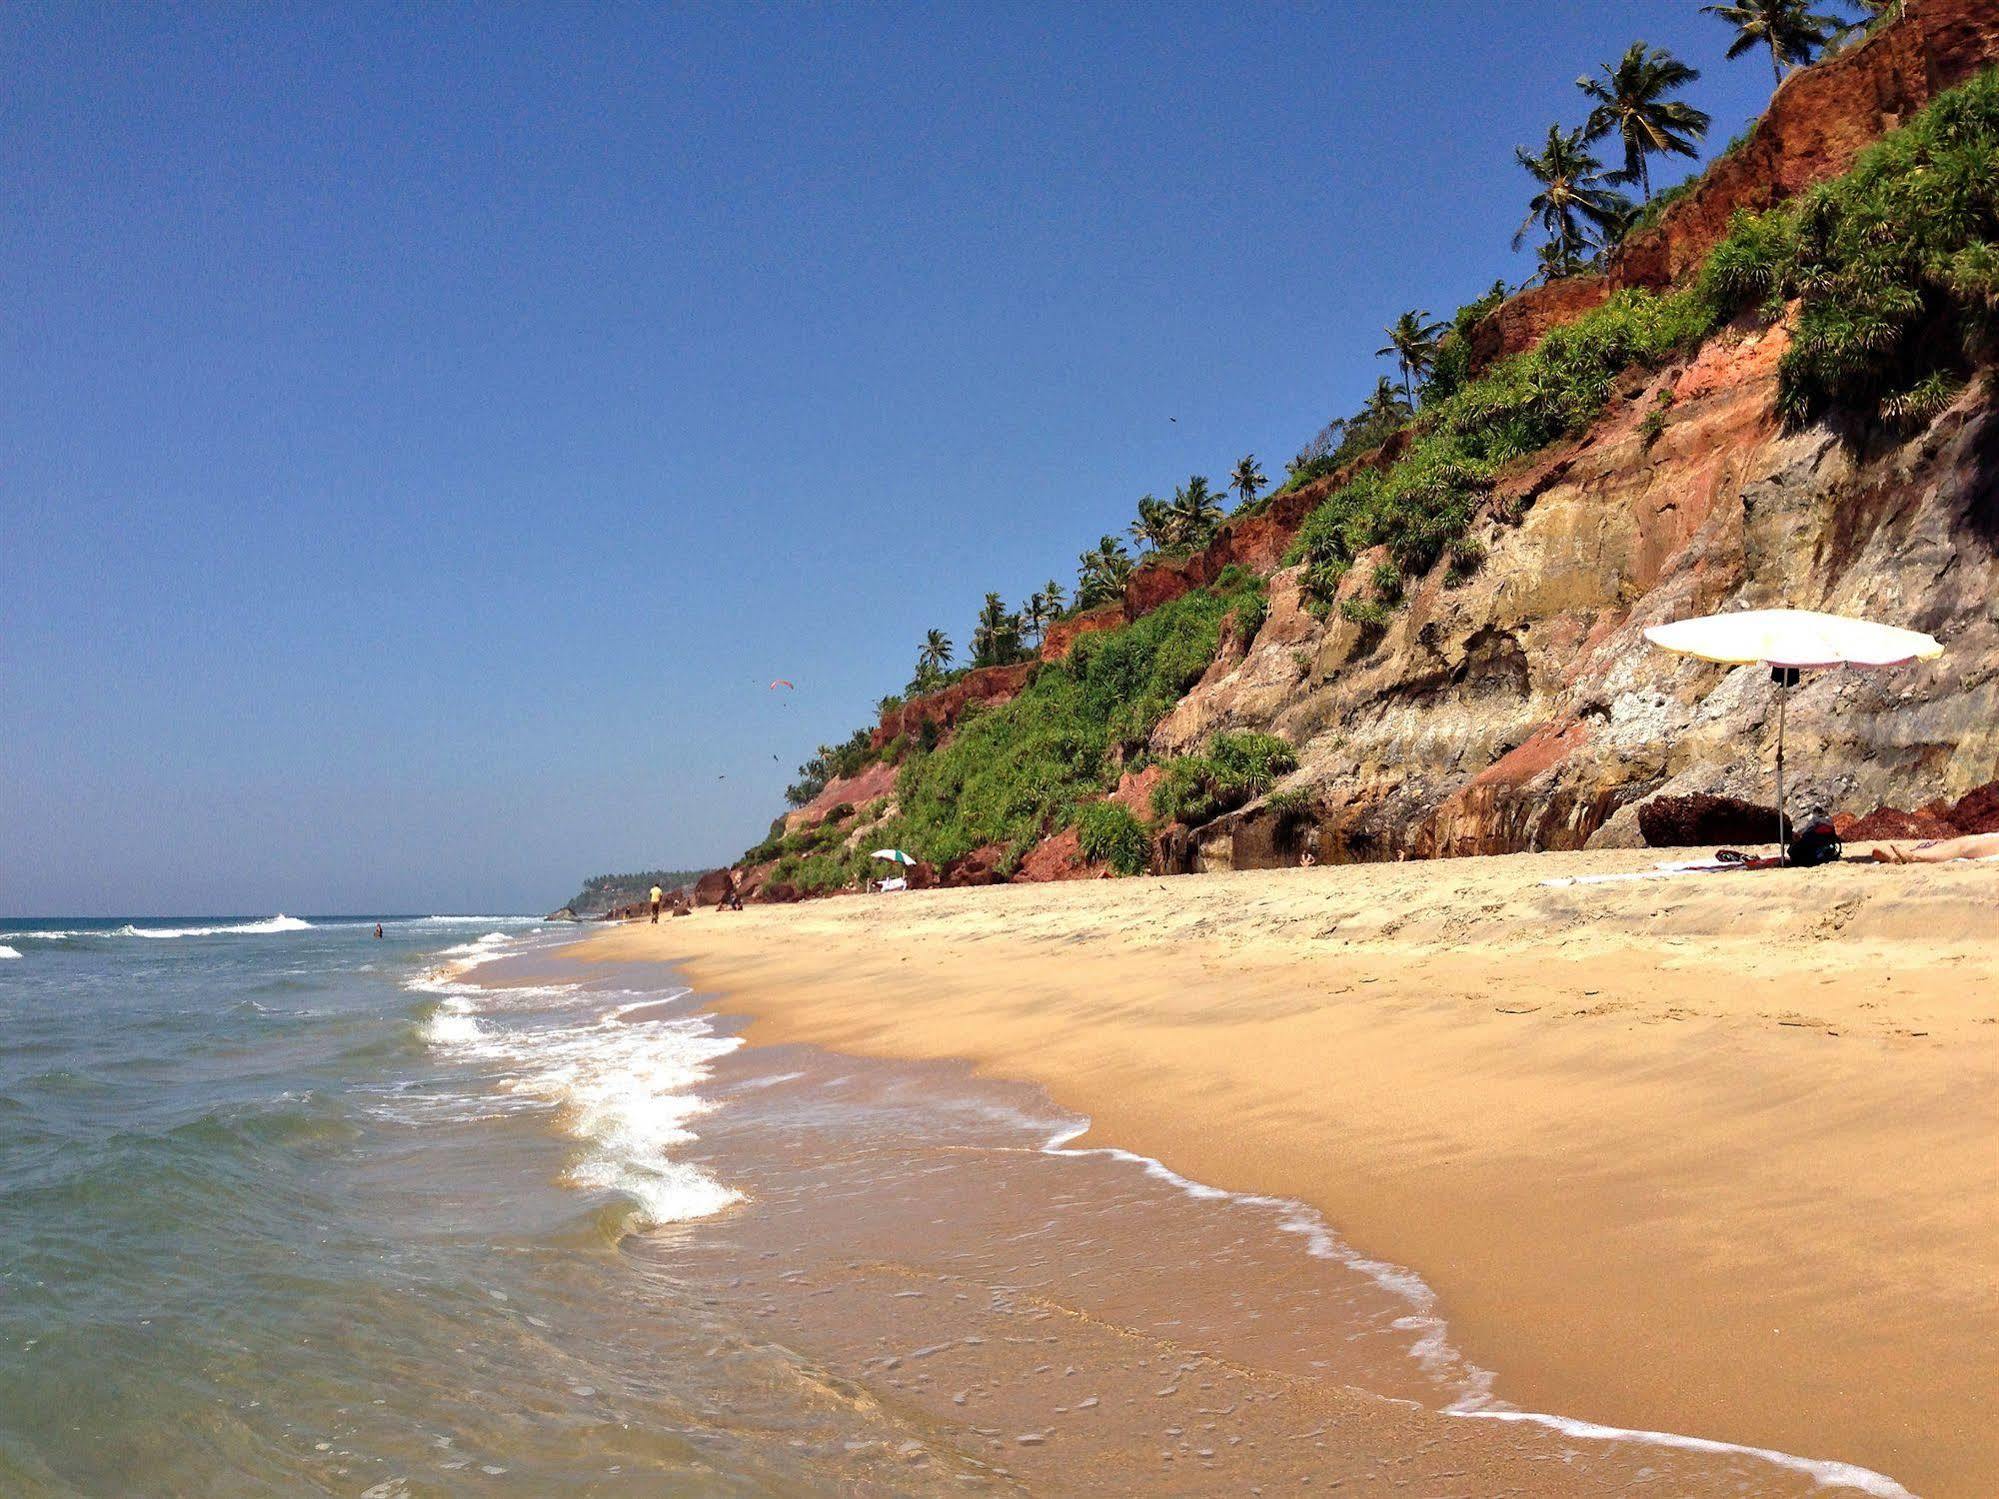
[
  {"x1": 1229, "y1": 454, "x2": 1267, "y2": 511},
  {"x1": 918, "y1": 628, "x2": 953, "y2": 674},
  {"x1": 1376, "y1": 310, "x2": 1449, "y2": 405},
  {"x1": 1128, "y1": 494, "x2": 1175, "y2": 553},
  {"x1": 969, "y1": 592, "x2": 1024, "y2": 668},
  {"x1": 1041, "y1": 578, "x2": 1066, "y2": 615},
  {"x1": 1701, "y1": 0, "x2": 1845, "y2": 87},
  {"x1": 1023, "y1": 590, "x2": 1054, "y2": 645},
  {"x1": 1577, "y1": 43, "x2": 1711, "y2": 201},
  {"x1": 1167, "y1": 476, "x2": 1225, "y2": 549},
  {"x1": 1360, "y1": 376, "x2": 1413, "y2": 430},
  {"x1": 1077, "y1": 536, "x2": 1134, "y2": 608},
  {"x1": 1513, "y1": 125, "x2": 1627, "y2": 277}
]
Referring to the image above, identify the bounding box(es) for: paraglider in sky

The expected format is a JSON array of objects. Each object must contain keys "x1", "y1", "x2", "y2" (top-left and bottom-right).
[{"x1": 768, "y1": 679, "x2": 794, "y2": 690}]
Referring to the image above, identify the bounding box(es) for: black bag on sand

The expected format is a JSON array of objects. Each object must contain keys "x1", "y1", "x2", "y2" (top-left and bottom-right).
[{"x1": 1786, "y1": 818, "x2": 1844, "y2": 867}]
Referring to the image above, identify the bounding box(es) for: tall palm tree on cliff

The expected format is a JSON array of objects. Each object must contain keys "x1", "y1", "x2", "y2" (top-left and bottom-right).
[
  {"x1": 1376, "y1": 311, "x2": 1449, "y2": 405},
  {"x1": 1022, "y1": 590, "x2": 1054, "y2": 645},
  {"x1": 1701, "y1": 0, "x2": 1845, "y2": 87},
  {"x1": 969, "y1": 592, "x2": 1023, "y2": 668},
  {"x1": 1077, "y1": 536, "x2": 1134, "y2": 608},
  {"x1": 1041, "y1": 578, "x2": 1066, "y2": 616},
  {"x1": 1128, "y1": 494, "x2": 1175, "y2": 553},
  {"x1": 1229, "y1": 454, "x2": 1267, "y2": 512},
  {"x1": 1167, "y1": 475, "x2": 1225, "y2": 549},
  {"x1": 1577, "y1": 43, "x2": 1711, "y2": 202},
  {"x1": 1360, "y1": 376, "x2": 1413, "y2": 430},
  {"x1": 1513, "y1": 125, "x2": 1626, "y2": 278},
  {"x1": 918, "y1": 628, "x2": 953, "y2": 674}
]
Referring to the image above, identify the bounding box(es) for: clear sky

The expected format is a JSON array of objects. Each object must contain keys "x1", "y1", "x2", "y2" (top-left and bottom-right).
[{"x1": 3, "y1": 2, "x2": 1795, "y2": 915}]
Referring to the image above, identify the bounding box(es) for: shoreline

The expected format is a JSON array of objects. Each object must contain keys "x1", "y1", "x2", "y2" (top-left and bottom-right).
[{"x1": 577, "y1": 847, "x2": 1998, "y2": 1497}]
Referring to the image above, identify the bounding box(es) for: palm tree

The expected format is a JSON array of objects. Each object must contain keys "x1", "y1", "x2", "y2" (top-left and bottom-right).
[
  {"x1": 1077, "y1": 536, "x2": 1134, "y2": 608},
  {"x1": 1577, "y1": 43, "x2": 1711, "y2": 202},
  {"x1": 1023, "y1": 590, "x2": 1054, "y2": 644},
  {"x1": 1701, "y1": 0, "x2": 1845, "y2": 87},
  {"x1": 919, "y1": 628, "x2": 953, "y2": 674},
  {"x1": 1360, "y1": 376, "x2": 1413, "y2": 429},
  {"x1": 1128, "y1": 494, "x2": 1175, "y2": 552},
  {"x1": 1167, "y1": 475, "x2": 1225, "y2": 549},
  {"x1": 1513, "y1": 125, "x2": 1627, "y2": 278},
  {"x1": 969, "y1": 592, "x2": 1024, "y2": 668},
  {"x1": 1229, "y1": 453, "x2": 1267, "y2": 511},
  {"x1": 1040, "y1": 578, "x2": 1066, "y2": 615},
  {"x1": 1376, "y1": 311, "x2": 1449, "y2": 405}
]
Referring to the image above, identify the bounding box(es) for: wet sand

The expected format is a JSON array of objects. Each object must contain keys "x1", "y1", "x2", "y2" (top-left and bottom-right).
[{"x1": 582, "y1": 847, "x2": 1999, "y2": 1496}]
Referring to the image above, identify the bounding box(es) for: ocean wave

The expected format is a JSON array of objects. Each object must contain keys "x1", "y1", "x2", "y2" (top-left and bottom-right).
[
  {"x1": 419, "y1": 978, "x2": 740, "y2": 1227},
  {"x1": 438, "y1": 933, "x2": 514, "y2": 958},
  {"x1": 415, "y1": 915, "x2": 545, "y2": 926},
  {"x1": 119, "y1": 916, "x2": 313, "y2": 939},
  {"x1": 0, "y1": 945, "x2": 20, "y2": 959},
  {"x1": 420, "y1": 996, "x2": 488, "y2": 1046},
  {"x1": 0, "y1": 930, "x2": 78, "y2": 941}
]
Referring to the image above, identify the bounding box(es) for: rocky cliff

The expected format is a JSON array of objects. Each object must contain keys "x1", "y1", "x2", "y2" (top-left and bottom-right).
[
  {"x1": 738, "y1": 7, "x2": 1999, "y2": 893},
  {"x1": 1168, "y1": 324, "x2": 1998, "y2": 871}
]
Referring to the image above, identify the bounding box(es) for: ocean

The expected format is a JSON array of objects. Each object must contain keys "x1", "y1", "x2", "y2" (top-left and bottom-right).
[{"x1": 0, "y1": 917, "x2": 1910, "y2": 1496}]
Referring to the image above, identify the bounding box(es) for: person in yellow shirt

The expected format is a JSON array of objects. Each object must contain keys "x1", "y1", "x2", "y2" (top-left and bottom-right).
[{"x1": 649, "y1": 884, "x2": 664, "y2": 923}]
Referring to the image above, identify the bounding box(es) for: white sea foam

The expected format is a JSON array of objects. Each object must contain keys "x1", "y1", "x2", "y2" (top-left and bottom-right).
[
  {"x1": 415, "y1": 915, "x2": 546, "y2": 926},
  {"x1": 438, "y1": 933, "x2": 514, "y2": 959},
  {"x1": 0, "y1": 930, "x2": 77, "y2": 941},
  {"x1": 119, "y1": 915, "x2": 313, "y2": 939},
  {"x1": 1038, "y1": 1119, "x2": 1910, "y2": 1496},
  {"x1": 415, "y1": 971, "x2": 742, "y2": 1227},
  {"x1": 0, "y1": 945, "x2": 20, "y2": 959},
  {"x1": 1450, "y1": 1406, "x2": 1913, "y2": 1496},
  {"x1": 420, "y1": 995, "x2": 488, "y2": 1046}
]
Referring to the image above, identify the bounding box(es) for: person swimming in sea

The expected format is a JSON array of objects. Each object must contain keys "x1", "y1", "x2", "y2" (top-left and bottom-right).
[{"x1": 373, "y1": 923, "x2": 383, "y2": 939}]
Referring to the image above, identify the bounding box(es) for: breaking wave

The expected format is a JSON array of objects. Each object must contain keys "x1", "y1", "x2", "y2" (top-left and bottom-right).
[
  {"x1": 413, "y1": 969, "x2": 741, "y2": 1229},
  {"x1": 119, "y1": 916, "x2": 314, "y2": 939}
]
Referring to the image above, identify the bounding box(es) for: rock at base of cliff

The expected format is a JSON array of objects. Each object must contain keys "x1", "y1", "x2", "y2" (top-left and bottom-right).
[
  {"x1": 692, "y1": 869, "x2": 740, "y2": 908},
  {"x1": 941, "y1": 846, "x2": 1008, "y2": 887},
  {"x1": 1639, "y1": 794, "x2": 1793, "y2": 849}
]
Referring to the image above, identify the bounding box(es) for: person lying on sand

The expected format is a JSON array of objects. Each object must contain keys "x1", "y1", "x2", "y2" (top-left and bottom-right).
[{"x1": 1869, "y1": 832, "x2": 1999, "y2": 863}]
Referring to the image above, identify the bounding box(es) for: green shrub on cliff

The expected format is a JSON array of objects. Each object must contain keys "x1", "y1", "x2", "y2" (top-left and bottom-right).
[
  {"x1": 1151, "y1": 732, "x2": 1299, "y2": 827},
  {"x1": 877, "y1": 571, "x2": 1266, "y2": 866},
  {"x1": 1287, "y1": 282, "x2": 1718, "y2": 613},
  {"x1": 1698, "y1": 67, "x2": 1999, "y2": 426},
  {"x1": 1076, "y1": 801, "x2": 1151, "y2": 875}
]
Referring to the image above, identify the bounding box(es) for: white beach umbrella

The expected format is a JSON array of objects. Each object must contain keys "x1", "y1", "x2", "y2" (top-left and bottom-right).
[
  {"x1": 1643, "y1": 608, "x2": 1943, "y2": 861},
  {"x1": 870, "y1": 848, "x2": 917, "y2": 866}
]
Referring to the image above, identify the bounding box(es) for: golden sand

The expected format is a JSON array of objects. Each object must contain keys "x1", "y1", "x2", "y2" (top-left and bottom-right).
[{"x1": 582, "y1": 846, "x2": 1999, "y2": 1496}]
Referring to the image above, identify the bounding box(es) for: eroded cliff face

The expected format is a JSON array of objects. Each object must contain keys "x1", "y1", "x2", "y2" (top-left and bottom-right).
[
  {"x1": 749, "y1": 6, "x2": 1999, "y2": 890},
  {"x1": 1173, "y1": 331, "x2": 1999, "y2": 871}
]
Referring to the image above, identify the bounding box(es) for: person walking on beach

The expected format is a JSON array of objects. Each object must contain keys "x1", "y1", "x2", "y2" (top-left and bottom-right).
[{"x1": 649, "y1": 884, "x2": 664, "y2": 923}]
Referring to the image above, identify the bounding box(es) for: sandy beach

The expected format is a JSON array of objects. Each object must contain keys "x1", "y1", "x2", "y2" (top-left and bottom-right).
[{"x1": 581, "y1": 847, "x2": 1999, "y2": 1497}]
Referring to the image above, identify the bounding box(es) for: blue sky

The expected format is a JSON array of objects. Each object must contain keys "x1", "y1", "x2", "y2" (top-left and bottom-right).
[{"x1": 3, "y1": 2, "x2": 1795, "y2": 914}]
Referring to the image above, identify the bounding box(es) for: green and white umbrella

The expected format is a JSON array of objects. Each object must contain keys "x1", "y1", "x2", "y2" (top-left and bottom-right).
[{"x1": 870, "y1": 848, "x2": 917, "y2": 866}]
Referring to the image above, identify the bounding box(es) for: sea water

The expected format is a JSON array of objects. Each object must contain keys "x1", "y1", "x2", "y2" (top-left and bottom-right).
[
  {"x1": 0, "y1": 917, "x2": 1911, "y2": 1496},
  {"x1": 0, "y1": 916, "x2": 915, "y2": 1495}
]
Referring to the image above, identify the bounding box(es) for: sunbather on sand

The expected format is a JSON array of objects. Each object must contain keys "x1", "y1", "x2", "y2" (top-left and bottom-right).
[{"x1": 1869, "y1": 832, "x2": 1999, "y2": 863}]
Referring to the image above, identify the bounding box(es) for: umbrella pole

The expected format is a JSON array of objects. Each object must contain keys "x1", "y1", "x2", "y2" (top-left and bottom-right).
[{"x1": 1774, "y1": 674, "x2": 1788, "y2": 864}]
